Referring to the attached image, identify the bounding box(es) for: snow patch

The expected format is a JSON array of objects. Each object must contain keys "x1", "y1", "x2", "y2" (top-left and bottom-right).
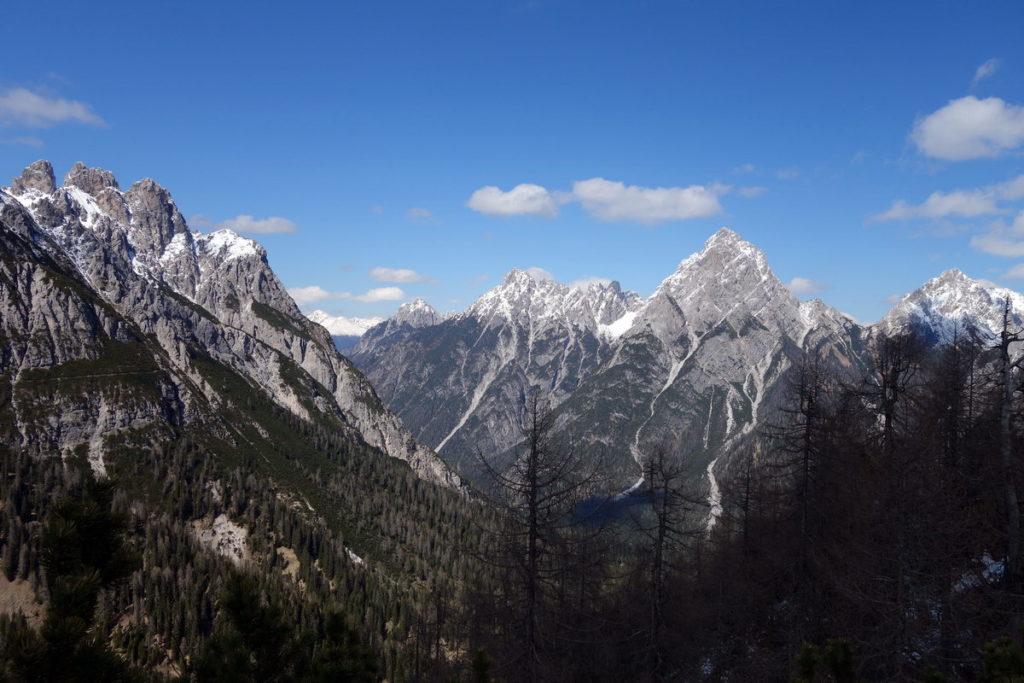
[
  {"x1": 954, "y1": 552, "x2": 1005, "y2": 592},
  {"x1": 197, "y1": 229, "x2": 262, "y2": 261},
  {"x1": 598, "y1": 309, "x2": 639, "y2": 340}
]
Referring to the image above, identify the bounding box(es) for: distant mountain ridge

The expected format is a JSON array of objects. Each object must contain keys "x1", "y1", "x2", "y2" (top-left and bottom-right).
[{"x1": 352, "y1": 228, "x2": 1018, "y2": 524}]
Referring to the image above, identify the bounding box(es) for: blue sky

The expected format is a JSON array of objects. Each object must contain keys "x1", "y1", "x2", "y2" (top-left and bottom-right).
[{"x1": 2, "y1": 0, "x2": 1023, "y2": 323}]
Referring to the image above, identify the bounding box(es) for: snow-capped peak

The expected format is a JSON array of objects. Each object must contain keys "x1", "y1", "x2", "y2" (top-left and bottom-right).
[
  {"x1": 468, "y1": 268, "x2": 642, "y2": 331},
  {"x1": 878, "y1": 268, "x2": 1024, "y2": 342},
  {"x1": 307, "y1": 311, "x2": 385, "y2": 336},
  {"x1": 196, "y1": 229, "x2": 264, "y2": 262}
]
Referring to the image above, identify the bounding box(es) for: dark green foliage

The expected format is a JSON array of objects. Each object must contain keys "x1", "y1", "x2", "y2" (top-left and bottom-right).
[
  {"x1": 981, "y1": 637, "x2": 1024, "y2": 682},
  {"x1": 793, "y1": 640, "x2": 856, "y2": 683},
  {"x1": 1, "y1": 472, "x2": 141, "y2": 682},
  {"x1": 194, "y1": 573, "x2": 378, "y2": 682}
]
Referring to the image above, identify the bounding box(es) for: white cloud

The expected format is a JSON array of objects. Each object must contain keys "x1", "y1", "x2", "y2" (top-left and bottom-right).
[
  {"x1": 993, "y1": 175, "x2": 1024, "y2": 202},
  {"x1": 353, "y1": 286, "x2": 405, "y2": 302},
  {"x1": 873, "y1": 191, "x2": 1001, "y2": 221},
  {"x1": 288, "y1": 285, "x2": 406, "y2": 306},
  {"x1": 0, "y1": 136, "x2": 43, "y2": 147},
  {"x1": 738, "y1": 186, "x2": 766, "y2": 198},
  {"x1": 288, "y1": 286, "x2": 348, "y2": 306},
  {"x1": 407, "y1": 207, "x2": 433, "y2": 219},
  {"x1": 775, "y1": 168, "x2": 799, "y2": 180},
  {"x1": 570, "y1": 177, "x2": 726, "y2": 224},
  {"x1": 466, "y1": 183, "x2": 559, "y2": 218},
  {"x1": 1003, "y1": 263, "x2": 1024, "y2": 280},
  {"x1": 786, "y1": 277, "x2": 827, "y2": 295},
  {"x1": 525, "y1": 266, "x2": 554, "y2": 282},
  {"x1": 873, "y1": 173, "x2": 1024, "y2": 222},
  {"x1": 971, "y1": 58, "x2": 1002, "y2": 88},
  {"x1": 883, "y1": 293, "x2": 906, "y2": 306},
  {"x1": 188, "y1": 213, "x2": 215, "y2": 229},
  {"x1": 970, "y1": 211, "x2": 1024, "y2": 257},
  {"x1": 369, "y1": 267, "x2": 427, "y2": 283},
  {"x1": 216, "y1": 215, "x2": 297, "y2": 234},
  {"x1": 0, "y1": 88, "x2": 105, "y2": 127},
  {"x1": 568, "y1": 276, "x2": 613, "y2": 291},
  {"x1": 911, "y1": 96, "x2": 1024, "y2": 160},
  {"x1": 732, "y1": 163, "x2": 756, "y2": 174}
]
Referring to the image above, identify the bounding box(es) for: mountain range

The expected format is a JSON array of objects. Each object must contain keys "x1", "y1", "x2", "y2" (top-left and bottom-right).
[{"x1": 349, "y1": 228, "x2": 1024, "y2": 527}]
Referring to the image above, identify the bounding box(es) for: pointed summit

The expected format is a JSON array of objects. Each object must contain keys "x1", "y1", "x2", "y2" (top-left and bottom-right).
[
  {"x1": 393, "y1": 298, "x2": 441, "y2": 327},
  {"x1": 879, "y1": 268, "x2": 1024, "y2": 342},
  {"x1": 64, "y1": 162, "x2": 119, "y2": 195},
  {"x1": 124, "y1": 177, "x2": 189, "y2": 253},
  {"x1": 661, "y1": 227, "x2": 771, "y2": 294},
  {"x1": 11, "y1": 160, "x2": 55, "y2": 195},
  {"x1": 705, "y1": 226, "x2": 745, "y2": 247}
]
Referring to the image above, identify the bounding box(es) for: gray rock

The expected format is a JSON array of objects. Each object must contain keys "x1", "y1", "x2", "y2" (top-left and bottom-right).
[
  {"x1": 64, "y1": 161, "x2": 119, "y2": 195},
  {"x1": 10, "y1": 160, "x2": 55, "y2": 195},
  {"x1": 0, "y1": 161, "x2": 462, "y2": 491}
]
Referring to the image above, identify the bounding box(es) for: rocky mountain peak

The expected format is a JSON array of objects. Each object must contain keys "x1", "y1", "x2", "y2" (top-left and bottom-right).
[
  {"x1": 11, "y1": 160, "x2": 55, "y2": 195},
  {"x1": 393, "y1": 298, "x2": 441, "y2": 327},
  {"x1": 64, "y1": 161, "x2": 119, "y2": 195},
  {"x1": 196, "y1": 229, "x2": 265, "y2": 262},
  {"x1": 124, "y1": 177, "x2": 188, "y2": 254},
  {"x1": 879, "y1": 268, "x2": 1024, "y2": 342},
  {"x1": 658, "y1": 227, "x2": 774, "y2": 298}
]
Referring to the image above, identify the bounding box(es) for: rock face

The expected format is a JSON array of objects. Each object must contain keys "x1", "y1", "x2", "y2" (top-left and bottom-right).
[
  {"x1": 0, "y1": 160, "x2": 460, "y2": 490},
  {"x1": 353, "y1": 228, "x2": 1022, "y2": 523},
  {"x1": 351, "y1": 269, "x2": 644, "y2": 472}
]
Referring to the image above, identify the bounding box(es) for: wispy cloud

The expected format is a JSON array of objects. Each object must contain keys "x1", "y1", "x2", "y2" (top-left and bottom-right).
[
  {"x1": 406, "y1": 207, "x2": 441, "y2": 223},
  {"x1": 0, "y1": 88, "x2": 104, "y2": 128},
  {"x1": 190, "y1": 213, "x2": 297, "y2": 234},
  {"x1": 218, "y1": 215, "x2": 297, "y2": 234},
  {"x1": 738, "y1": 186, "x2": 766, "y2": 198},
  {"x1": 568, "y1": 276, "x2": 613, "y2": 290},
  {"x1": 288, "y1": 284, "x2": 407, "y2": 306},
  {"x1": 786, "y1": 277, "x2": 827, "y2": 295},
  {"x1": 524, "y1": 266, "x2": 554, "y2": 281},
  {"x1": 970, "y1": 211, "x2": 1024, "y2": 257},
  {"x1": 369, "y1": 267, "x2": 429, "y2": 283},
  {"x1": 0, "y1": 136, "x2": 44, "y2": 147},
  {"x1": 873, "y1": 173, "x2": 1024, "y2": 222},
  {"x1": 971, "y1": 58, "x2": 1002, "y2": 89},
  {"x1": 883, "y1": 293, "x2": 905, "y2": 306},
  {"x1": 911, "y1": 96, "x2": 1024, "y2": 161}
]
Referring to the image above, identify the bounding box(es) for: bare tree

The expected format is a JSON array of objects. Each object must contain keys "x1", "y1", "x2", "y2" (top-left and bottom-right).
[
  {"x1": 473, "y1": 388, "x2": 603, "y2": 682},
  {"x1": 631, "y1": 442, "x2": 705, "y2": 681},
  {"x1": 995, "y1": 301, "x2": 1023, "y2": 616}
]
